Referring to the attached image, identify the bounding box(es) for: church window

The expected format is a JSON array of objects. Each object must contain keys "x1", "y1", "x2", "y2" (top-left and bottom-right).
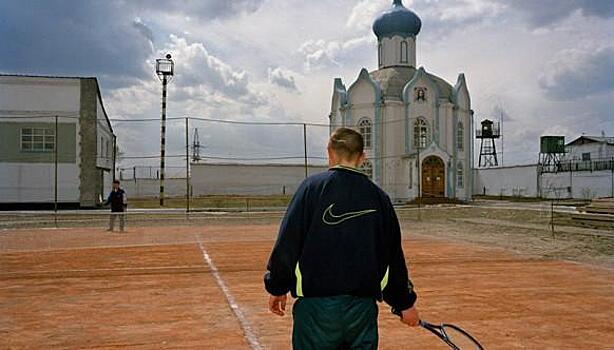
[
  {"x1": 457, "y1": 162, "x2": 464, "y2": 188},
  {"x1": 358, "y1": 118, "x2": 372, "y2": 149},
  {"x1": 360, "y1": 160, "x2": 373, "y2": 180},
  {"x1": 413, "y1": 118, "x2": 429, "y2": 149},
  {"x1": 378, "y1": 43, "x2": 383, "y2": 67},
  {"x1": 457, "y1": 121, "x2": 464, "y2": 151},
  {"x1": 400, "y1": 41, "x2": 408, "y2": 63}
]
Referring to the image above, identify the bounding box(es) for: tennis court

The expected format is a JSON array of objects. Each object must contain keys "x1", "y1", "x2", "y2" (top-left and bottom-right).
[{"x1": 1, "y1": 211, "x2": 613, "y2": 349}]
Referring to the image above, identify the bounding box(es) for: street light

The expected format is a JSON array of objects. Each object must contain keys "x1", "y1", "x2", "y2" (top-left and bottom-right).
[{"x1": 156, "y1": 53, "x2": 174, "y2": 206}]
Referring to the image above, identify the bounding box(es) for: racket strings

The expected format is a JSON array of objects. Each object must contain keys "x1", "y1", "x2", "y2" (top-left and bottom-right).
[{"x1": 442, "y1": 325, "x2": 483, "y2": 349}]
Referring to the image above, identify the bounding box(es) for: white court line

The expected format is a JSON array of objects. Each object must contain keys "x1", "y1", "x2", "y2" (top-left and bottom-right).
[{"x1": 195, "y1": 234, "x2": 263, "y2": 350}]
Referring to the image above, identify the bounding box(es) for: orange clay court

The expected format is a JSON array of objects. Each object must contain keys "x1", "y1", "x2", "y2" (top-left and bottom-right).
[{"x1": 1, "y1": 222, "x2": 613, "y2": 349}]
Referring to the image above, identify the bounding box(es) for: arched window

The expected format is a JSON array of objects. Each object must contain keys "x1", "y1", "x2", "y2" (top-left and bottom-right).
[
  {"x1": 457, "y1": 121, "x2": 464, "y2": 151},
  {"x1": 413, "y1": 118, "x2": 429, "y2": 149},
  {"x1": 457, "y1": 162, "x2": 464, "y2": 188},
  {"x1": 360, "y1": 160, "x2": 373, "y2": 180},
  {"x1": 358, "y1": 118, "x2": 372, "y2": 149},
  {"x1": 378, "y1": 43, "x2": 383, "y2": 67},
  {"x1": 400, "y1": 41, "x2": 408, "y2": 63}
]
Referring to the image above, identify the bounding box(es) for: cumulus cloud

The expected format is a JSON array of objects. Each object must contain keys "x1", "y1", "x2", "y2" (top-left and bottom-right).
[
  {"x1": 163, "y1": 35, "x2": 259, "y2": 102},
  {"x1": 538, "y1": 46, "x2": 614, "y2": 100},
  {"x1": 346, "y1": 0, "x2": 389, "y2": 31},
  {"x1": 502, "y1": 0, "x2": 614, "y2": 27},
  {"x1": 137, "y1": 0, "x2": 266, "y2": 20},
  {"x1": 298, "y1": 36, "x2": 375, "y2": 71},
  {"x1": 268, "y1": 67, "x2": 299, "y2": 91},
  {"x1": 132, "y1": 17, "x2": 155, "y2": 52}
]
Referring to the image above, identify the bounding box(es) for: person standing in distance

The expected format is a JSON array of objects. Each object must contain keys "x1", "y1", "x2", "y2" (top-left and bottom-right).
[
  {"x1": 104, "y1": 180, "x2": 127, "y2": 232},
  {"x1": 264, "y1": 128, "x2": 419, "y2": 349}
]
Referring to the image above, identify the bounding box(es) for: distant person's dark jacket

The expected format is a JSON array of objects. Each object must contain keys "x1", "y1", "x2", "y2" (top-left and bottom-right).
[
  {"x1": 264, "y1": 166, "x2": 417, "y2": 313},
  {"x1": 105, "y1": 189, "x2": 127, "y2": 212}
]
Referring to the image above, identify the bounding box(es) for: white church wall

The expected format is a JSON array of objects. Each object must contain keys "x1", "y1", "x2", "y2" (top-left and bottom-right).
[{"x1": 382, "y1": 102, "x2": 406, "y2": 198}]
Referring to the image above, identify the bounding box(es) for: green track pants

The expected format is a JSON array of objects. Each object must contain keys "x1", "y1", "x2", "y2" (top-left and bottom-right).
[{"x1": 292, "y1": 295, "x2": 378, "y2": 350}]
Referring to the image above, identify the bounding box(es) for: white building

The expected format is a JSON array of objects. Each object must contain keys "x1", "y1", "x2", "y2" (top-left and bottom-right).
[
  {"x1": 564, "y1": 135, "x2": 614, "y2": 162},
  {"x1": 329, "y1": 0, "x2": 473, "y2": 202},
  {"x1": 0, "y1": 74, "x2": 115, "y2": 208}
]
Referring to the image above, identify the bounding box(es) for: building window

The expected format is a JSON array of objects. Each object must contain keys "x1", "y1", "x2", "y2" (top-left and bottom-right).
[
  {"x1": 400, "y1": 41, "x2": 408, "y2": 63},
  {"x1": 358, "y1": 118, "x2": 372, "y2": 149},
  {"x1": 360, "y1": 160, "x2": 373, "y2": 180},
  {"x1": 413, "y1": 118, "x2": 429, "y2": 149},
  {"x1": 457, "y1": 121, "x2": 464, "y2": 151},
  {"x1": 457, "y1": 162, "x2": 464, "y2": 188},
  {"x1": 378, "y1": 43, "x2": 383, "y2": 67},
  {"x1": 21, "y1": 128, "x2": 55, "y2": 152},
  {"x1": 106, "y1": 140, "x2": 111, "y2": 159},
  {"x1": 582, "y1": 152, "x2": 591, "y2": 161}
]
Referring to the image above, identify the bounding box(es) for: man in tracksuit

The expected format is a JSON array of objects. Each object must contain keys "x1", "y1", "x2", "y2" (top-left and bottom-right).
[
  {"x1": 104, "y1": 180, "x2": 127, "y2": 232},
  {"x1": 264, "y1": 128, "x2": 419, "y2": 349}
]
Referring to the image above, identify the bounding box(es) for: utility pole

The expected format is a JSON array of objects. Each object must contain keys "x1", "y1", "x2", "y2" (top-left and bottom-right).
[
  {"x1": 54, "y1": 116, "x2": 58, "y2": 227},
  {"x1": 303, "y1": 123, "x2": 308, "y2": 179},
  {"x1": 156, "y1": 54, "x2": 174, "y2": 207},
  {"x1": 185, "y1": 117, "x2": 190, "y2": 213}
]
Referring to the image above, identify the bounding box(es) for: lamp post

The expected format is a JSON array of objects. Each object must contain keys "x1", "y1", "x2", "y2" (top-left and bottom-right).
[{"x1": 156, "y1": 53, "x2": 174, "y2": 206}]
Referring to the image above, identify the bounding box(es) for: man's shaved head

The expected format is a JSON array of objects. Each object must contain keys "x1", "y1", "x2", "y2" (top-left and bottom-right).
[{"x1": 328, "y1": 128, "x2": 364, "y2": 160}]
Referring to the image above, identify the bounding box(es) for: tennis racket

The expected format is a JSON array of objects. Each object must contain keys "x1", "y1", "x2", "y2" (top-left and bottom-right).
[{"x1": 392, "y1": 309, "x2": 484, "y2": 349}]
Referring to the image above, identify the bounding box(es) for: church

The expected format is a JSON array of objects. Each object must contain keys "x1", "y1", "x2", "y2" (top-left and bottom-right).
[{"x1": 329, "y1": 0, "x2": 473, "y2": 202}]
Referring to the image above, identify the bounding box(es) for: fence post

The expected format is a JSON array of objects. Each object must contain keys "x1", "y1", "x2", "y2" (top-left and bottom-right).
[
  {"x1": 303, "y1": 123, "x2": 308, "y2": 179},
  {"x1": 185, "y1": 117, "x2": 190, "y2": 214},
  {"x1": 112, "y1": 135, "x2": 117, "y2": 181},
  {"x1": 54, "y1": 115, "x2": 58, "y2": 227}
]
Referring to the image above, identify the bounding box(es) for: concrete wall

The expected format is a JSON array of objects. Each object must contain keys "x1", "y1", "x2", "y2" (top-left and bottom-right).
[
  {"x1": 473, "y1": 164, "x2": 614, "y2": 199},
  {"x1": 540, "y1": 170, "x2": 614, "y2": 199},
  {"x1": 0, "y1": 163, "x2": 80, "y2": 202},
  {"x1": 474, "y1": 165, "x2": 538, "y2": 197},
  {"x1": 192, "y1": 163, "x2": 328, "y2": 196},
  {"x1": 121, "y1": 178, "x2": 187, "y2": 198}
]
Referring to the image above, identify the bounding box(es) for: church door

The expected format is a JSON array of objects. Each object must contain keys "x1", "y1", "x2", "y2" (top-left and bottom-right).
[{"x1": 422, "y1": 156, "x2": 445, "y2": 198}]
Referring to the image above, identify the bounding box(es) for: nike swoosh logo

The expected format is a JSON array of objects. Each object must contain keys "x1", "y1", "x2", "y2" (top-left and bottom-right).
[{"x1": 322, "y1": 203, "x2": 377, "y2": 225}]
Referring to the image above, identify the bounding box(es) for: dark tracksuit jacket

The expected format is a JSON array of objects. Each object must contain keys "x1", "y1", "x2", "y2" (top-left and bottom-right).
[
  {"x1": 264, "y1": 166, "x2": 417, "y2": 313},
  {"x1": 105, "y1": 189, "x2": 127, "y2": 213}
]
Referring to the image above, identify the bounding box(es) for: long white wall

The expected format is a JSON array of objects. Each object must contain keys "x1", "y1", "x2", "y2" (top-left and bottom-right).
[
  {"x1": 192, "y1": 163, "x2": 328, "y2": 196},
  {"x1": 474, "y1": 165, "x2": 538, "y2": 197},
  {"x1": 473, "y1": 164, "x2": 614, "y2": 199},
  {"x1": 120, "y1": 178, "x2": 187, "y2": 198}
]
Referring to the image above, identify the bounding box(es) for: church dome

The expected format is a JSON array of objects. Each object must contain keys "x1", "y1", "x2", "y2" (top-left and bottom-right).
[{"x1": 373, "y1": 0, "x2": 422, "y2": 39}]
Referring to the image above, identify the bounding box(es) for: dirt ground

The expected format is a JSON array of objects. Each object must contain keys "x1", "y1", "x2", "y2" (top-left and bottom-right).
[{"x1": 1, "y1": 214, "x2": 613, "y2": 349}]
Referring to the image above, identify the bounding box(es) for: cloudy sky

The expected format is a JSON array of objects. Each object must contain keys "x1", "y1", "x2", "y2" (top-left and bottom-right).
[{"x1": 1, "y1": 0, "x2": 612, "y2": 168}]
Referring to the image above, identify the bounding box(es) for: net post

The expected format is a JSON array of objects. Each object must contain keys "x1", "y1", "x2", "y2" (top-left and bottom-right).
[
  {"x1": 54, "y1": 115, "x2": 58, "y2": 227},
  {"x1": 303, "y1": 123, "x2": 308, "y2": 179},
  {"x1": 185, "y1": 117, "x2": 190, "y2": 216}
]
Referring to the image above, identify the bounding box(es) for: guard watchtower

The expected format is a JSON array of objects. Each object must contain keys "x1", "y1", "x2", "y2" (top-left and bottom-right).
[
  {"x1": 476, "y1": 119, "x2": 501, "y2": 167},
  {"x1": 538, "y1": 136, "x2": 565, "y2": 174}
]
